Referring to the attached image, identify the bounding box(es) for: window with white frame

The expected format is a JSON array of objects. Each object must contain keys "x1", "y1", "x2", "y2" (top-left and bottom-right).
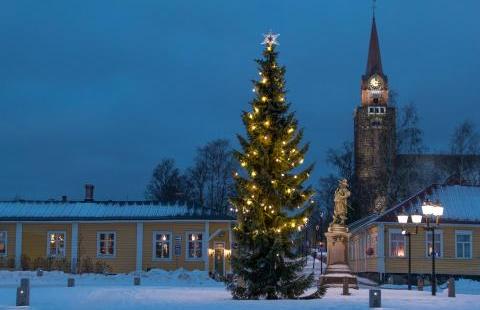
[
  {"x1": 456, "y1": 231, "x2": 472, "y2": 259},
  {"x1": 153, "y1": 232, "x2": 171, "y2": 259},
  {"x1": 97, "y1": 232, "x2": 116, "y2": 257},
  {"x1": 47, "y1": 231, "x2": 66, "y2": 257},
  {"x1": 0, "y1": 231, "x2": 7, "y2": 256},
  {"x1": 367, "y1": 233, "x2": 377, "y2": 256},
  {"x1": 187, "y1": 232, "x2": 203, "y2": 259},
  {"x1": 389, "y1": 230, "x2": 406, "y2": 257},
  {"x1": 360, "y1": 235, "x2": 365, "y2": 259},
  {"x1": 425, "y1": 230, "x2": 443, "y2": 257}
]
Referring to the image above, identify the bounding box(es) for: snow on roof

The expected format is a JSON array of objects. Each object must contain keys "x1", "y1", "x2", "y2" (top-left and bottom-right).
[
  {"x1": 0, "y1": 201, "x2": 231, "y2": 221},
  {"x1": 349, "y1": 184, "x2": 480, "y2": 232},
  {"x1": 430, "y1": 185, "x2": 480, "y2": 222}
]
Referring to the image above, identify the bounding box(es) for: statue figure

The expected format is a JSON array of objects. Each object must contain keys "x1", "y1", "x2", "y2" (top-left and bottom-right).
[{"x1": 333, "y1": 179, "x2": 350, "y2": 226}]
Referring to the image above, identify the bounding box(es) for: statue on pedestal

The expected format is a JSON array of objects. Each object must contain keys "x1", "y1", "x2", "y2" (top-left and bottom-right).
[
  {"x1": 332, "y1": 179, "x2": 350, "y2": 226},
  {"x1": 320, "y1": 179, "x2": 358, "y2": 288}
]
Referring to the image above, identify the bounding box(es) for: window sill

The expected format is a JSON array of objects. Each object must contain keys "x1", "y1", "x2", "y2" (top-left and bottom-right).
[
  {"x1": 47, "y1": 255, "x2": 66, "y2": 259},
  {"x1": 96, "y1": 255, "x2": 116, "y2": 259},
  {"x1": 185, "y1": 258, "x2": 204, "y2": 261},
  {"x1": 152, "y1": 258, "x2": 173, "y2": 262}
]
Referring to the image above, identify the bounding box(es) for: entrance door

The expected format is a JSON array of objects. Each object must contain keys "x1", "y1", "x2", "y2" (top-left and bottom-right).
[{"x1": 214, "y1": 242, "x2": 225, "y2": 276}]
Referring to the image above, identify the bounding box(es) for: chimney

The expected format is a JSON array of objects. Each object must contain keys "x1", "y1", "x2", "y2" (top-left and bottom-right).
[
  {"x1": 84, "y1": 184, "x2": 94, "y2": 202},
  {"x1": 61, "y1": 195, "x2": 68, "y2": 203}
]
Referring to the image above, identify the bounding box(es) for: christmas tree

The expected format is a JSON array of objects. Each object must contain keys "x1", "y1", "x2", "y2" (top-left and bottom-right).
[{"x1": 228, "y1": 32, "x2": 315, "y2": 299}]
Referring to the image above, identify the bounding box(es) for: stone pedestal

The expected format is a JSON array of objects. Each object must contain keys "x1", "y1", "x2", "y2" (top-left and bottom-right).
[{"x1": 319, "y1": 224, "x2": 358, "y2": 288}]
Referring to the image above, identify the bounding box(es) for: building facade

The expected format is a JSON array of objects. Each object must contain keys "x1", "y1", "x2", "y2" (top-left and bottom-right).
[
  {"x1": 348, "y1": 184, "x2": 480, "y2": 282},
  {"x1": 0, "y1": 186, "x2": 234, "y2": 275}
]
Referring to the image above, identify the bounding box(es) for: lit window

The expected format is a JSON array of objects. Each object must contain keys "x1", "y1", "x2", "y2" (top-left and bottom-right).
[
  {"x1": 187, "y1": 233, "x2": 203, "y2": 259},
  {"x1": 425, "y1": 231, "x2": 443, "y2": 257},
  {"x1": 367, "y1": 233, "x2": 377, "y2": 256},
  {"x1": 455, "y1": 231, "x2": 472, "y2": 259},
  {"x1": 389, "y1": 230, "x2": 405, "y2": 257},
  {"x1": 0, "y1": 231, "x2": 7, "y2": 256},
  {"x1": 47, "y1": 231, "x2": 66, "y2": 257},
  {"x1": 153, "y1": 232, "x2": 171, "y2": 259},
  {"x1": 97, "y1": 232, "x2": 116, "y2": 257}
]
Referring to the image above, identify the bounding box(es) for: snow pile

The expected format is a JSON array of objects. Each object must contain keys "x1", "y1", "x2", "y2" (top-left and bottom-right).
[
  {"x1": 444, "y1": 279, "x2": 480, "y2": 295},
  {"x1": 380, "y1": 279, "x2": 480, "y2": 296},
  {"x1": 0, "y1": 268, "x2": 220, "y2": 288}
]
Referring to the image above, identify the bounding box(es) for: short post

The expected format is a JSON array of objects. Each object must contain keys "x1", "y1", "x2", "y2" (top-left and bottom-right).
[
  {"x1": 342, "y1": 277, "x2": 350, "y2": 296},
  {"x1": 369, "y1": 289, "x2": 381, "y2": 308},
  {"x1": 417, "y1": 277, "x2": 424, "y2": 291},
  {"x1": 134, "y1": 276, "x2": 141, "y2": 286},
  {"x1": 68, "y1": 278, "x2": 75, "y2": 287},
  {"x1": 17, "y1": 278, "x2": 30, "y2": 306},
  {"x1": 36, "y1": 269, "x2": 43, "y2": 277},
  {"x1": 448, "y1": 278, "x2": 455, "y2": 298},
  {"x1": 20, "y1": 278, "x2": 30, "y2": 288}
]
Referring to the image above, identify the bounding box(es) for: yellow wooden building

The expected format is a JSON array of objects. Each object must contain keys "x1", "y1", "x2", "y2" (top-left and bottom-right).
[
  {"x1": 0, "y1": 186, "x2": 234, "y2": 275},
  {"x1": 348, "y1": 184, "x2": 480, "y2": 282}
]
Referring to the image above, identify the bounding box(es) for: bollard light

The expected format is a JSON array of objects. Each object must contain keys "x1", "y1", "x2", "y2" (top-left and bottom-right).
[{"x1": 369, "y1": 289, "x2": 381, "y2": 308}]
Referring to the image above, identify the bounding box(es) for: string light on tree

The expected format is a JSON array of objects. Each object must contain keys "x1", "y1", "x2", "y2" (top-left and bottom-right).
[{"x1": 228, "y1": 31, "x2": 315, "y2": 299}]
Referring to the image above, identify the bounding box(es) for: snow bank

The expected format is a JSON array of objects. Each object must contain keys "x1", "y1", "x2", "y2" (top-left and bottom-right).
[
  {"x1": 380, "y1": 279, "x2": 480, "y2": 296},
  {"x1": 0, "y1": 268, "x2": 220, "y2": 288}
]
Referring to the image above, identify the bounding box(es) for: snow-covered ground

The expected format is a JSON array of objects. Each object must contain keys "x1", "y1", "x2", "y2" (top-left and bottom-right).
[{"x1": 0, "y1": 269, "x2": 479, "y2": 310}]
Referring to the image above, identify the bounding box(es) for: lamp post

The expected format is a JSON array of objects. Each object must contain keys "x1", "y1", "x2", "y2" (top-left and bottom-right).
[
  {"x1": 421, "y1": 199, "x2": 444, "y2": 296},
  {"x1": 397, "y1": 199, "x2": 444, "y2": 295},
  {"x1": 397, "y1": 209, "x2": 422, "y2": 290},
  {"x1": 318, "y1": 211, "x2": 324, "y2": 274}
]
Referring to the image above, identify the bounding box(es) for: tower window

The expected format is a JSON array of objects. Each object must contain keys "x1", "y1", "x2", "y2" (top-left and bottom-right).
[{"x1": 373, "y1": 98, "x2": 379, "y2": 104}]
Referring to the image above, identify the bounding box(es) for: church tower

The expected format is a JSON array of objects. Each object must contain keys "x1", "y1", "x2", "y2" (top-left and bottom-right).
[{"x1": 354, "y1": 13, "x2": 396, "y2": 216}]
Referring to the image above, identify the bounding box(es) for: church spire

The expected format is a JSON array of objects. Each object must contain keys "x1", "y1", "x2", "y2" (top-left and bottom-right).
[{"x1": 365, "y1": 14, "x2": 383, "y2": 77}]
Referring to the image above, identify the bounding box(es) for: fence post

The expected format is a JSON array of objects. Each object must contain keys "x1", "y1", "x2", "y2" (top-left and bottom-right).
[
  {"x1": 342, "y1": 277, "x2": 350, "y2": 296},
  {"x1": 417, "y1": 277, "x2": 424, "y2": 291},
  {"x1": 448, "y1": 278, "x2": 455, "y2": 298},
  {"x1": 134, "y1": 276, "x2": 141, "y2": 286}
]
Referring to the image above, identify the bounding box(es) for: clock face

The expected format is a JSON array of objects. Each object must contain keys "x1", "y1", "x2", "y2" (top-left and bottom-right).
[{"x1": 368, "y1": 75, "x2": 383, "y2": 90}]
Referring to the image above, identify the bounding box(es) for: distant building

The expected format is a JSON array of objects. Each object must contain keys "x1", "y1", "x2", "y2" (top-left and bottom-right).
[
  {"x1": 0, "y1": 184, "x2": 234, "y2": 276},
  {"x1": 348, "y1": 184, "x2": 480, "y2": 282}
]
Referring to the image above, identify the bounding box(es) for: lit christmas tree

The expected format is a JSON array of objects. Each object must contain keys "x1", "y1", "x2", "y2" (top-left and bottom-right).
[{"x1": 228, "y1": 32, "x2": 315, "y2": 299}]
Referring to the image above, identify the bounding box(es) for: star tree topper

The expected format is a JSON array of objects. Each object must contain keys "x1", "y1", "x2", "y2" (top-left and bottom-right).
[{"x1": 262, "y1": 31, "x2": 280, "y2": 46}]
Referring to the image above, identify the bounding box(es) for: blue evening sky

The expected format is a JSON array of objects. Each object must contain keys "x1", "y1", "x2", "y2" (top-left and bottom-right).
[{"x1": 0, "y1": 0, "x2": 478, "y2": 200}]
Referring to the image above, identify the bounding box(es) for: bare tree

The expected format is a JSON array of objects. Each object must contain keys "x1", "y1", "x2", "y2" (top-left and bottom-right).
[
  {"x1": 146, "y1": 158, "x2": 184, "y2": 204},
  {"x1": 393, "y1": 103, "x2": 427, "y2": 201},
  {"x1": 318, "y1": 141, "x2": 354, "y2": 220},
  {"x1": 445, "y1": 120, "x2": 480, "y2": 183},
  {"x1": 397, "y1": 103, "x2": 425, "y2": 155},
  {"x1": 186, "y1": 139, "x2": 236, "y2": 215}
]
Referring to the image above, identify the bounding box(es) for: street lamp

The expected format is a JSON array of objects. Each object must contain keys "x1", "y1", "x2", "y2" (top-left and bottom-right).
[
  {"x1": 397, "y1": 199, "x2": 444, "y2": 295},
  {"x1": 397, "y1": 208, "x2": 421, "y2": 290},
  {"x1": 422, "y1": 199, "x2": 444, "y2": 296},
  {"x1": 318, "y1": 211, "x2": 324, "y2": 274}
]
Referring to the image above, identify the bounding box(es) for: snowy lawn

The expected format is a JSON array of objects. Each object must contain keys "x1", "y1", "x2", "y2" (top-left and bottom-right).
[{"x1": 0, "y1": 270, "x2": 479, "y2": 310}]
